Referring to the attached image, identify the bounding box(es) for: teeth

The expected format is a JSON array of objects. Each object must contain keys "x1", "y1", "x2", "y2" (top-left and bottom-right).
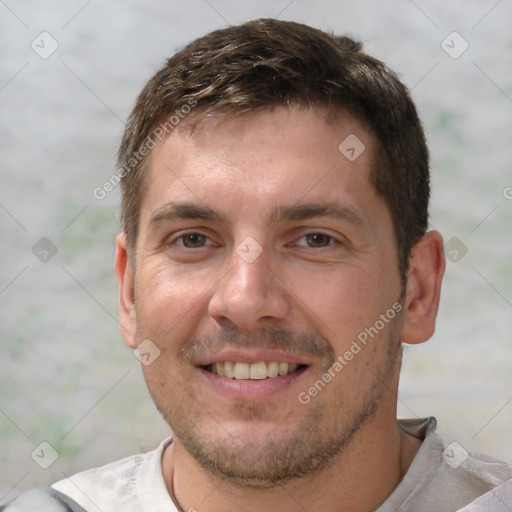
[
  {"x1": 215, "y1": 362, "x2": 225, "y2": 377},
  {"x1": 209, "y1": 361, "x2": 302, "y2": 380},
  {"x1": 224, "y1": 361, "x2": 234, "y2": 379},
  {"x1": 249, "y1": 362, "x2": 267, "y2": 380},
  {"x1": 233, "y1": 362, "x2": 250, "y2": 379},
  {"x1": 266, "y1": 361, "x2": 279, "y2": 378}
]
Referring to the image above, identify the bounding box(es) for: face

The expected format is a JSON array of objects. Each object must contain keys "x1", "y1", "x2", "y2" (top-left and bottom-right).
[{"x1": 121, "y1": 107, "x2": 405, "y2": 486}]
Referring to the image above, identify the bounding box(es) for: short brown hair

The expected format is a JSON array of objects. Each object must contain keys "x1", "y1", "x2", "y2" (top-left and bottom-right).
[{"x1": 118, "y1": 18, "x2": 429, "y2": 281}]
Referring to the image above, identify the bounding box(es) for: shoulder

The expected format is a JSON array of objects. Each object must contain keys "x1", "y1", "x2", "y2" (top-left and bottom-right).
[
  {"x1": 2, "y1": 438, "x2": 174, "y2": 512},
  {"x1": 427, "y1": 427, "x2": 512, "y2": 503},
  {"x1": 51, "y1": 437, "x2": 173, "y2": 511},
  {"x1": 459, "y1": 447, "x2": 512, "y2": 492},
  {"x1": 0, "y1": 487, "x2": 86, "y2": 512},
  {"x1": 381, "y1": 418, "x2": 512, "y2": 511}
]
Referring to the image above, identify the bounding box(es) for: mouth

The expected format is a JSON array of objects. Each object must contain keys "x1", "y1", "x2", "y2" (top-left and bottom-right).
[
  {"x1": 196, "y1": 350, "x2": 312, "y2": 400},
  {"x1": 203, "y1": 361, "x2": 308, "y2": 380}
]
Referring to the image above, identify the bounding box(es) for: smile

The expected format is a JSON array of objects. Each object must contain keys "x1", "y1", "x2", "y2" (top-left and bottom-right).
[{"x1": 205, "y1": 361, "x2": 306, "y2": 380}]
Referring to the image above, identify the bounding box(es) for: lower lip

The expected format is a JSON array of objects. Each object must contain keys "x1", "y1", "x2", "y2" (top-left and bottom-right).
[{"x1": 198, "y1": 367, "x2": 308, "y2": 400}]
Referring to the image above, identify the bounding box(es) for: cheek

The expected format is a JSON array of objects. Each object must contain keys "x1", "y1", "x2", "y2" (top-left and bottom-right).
[
  {"x1": 134, "y1": 263, "x2": 211, "y2": 345},
  {"x1": 287, "y1": 264, "x2": 386, "y2": 342}
]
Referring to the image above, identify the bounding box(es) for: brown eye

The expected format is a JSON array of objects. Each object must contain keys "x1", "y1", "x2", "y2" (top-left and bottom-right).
[
  {"x1": 180, "y1": 233, "x2": 207, "y2": 248},
  {"x1": 305, "y1": 233, "x2": 332, "y2": 247}
]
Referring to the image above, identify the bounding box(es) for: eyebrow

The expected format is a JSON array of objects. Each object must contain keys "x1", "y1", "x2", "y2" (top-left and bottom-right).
[
  {"x1": 272, "y1": 202, "x2": 368, "y2": 229},
  {"x1": 148, "y1": 200, "x2": 368, "y2": 231},
  {"x1": 149, "y1": 201, "x2": 220, "y2": 227}
]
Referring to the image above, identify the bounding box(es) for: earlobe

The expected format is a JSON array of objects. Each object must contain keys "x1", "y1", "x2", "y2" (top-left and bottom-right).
[
  {"x1": 114, "y1": 233, "x2": 138, "y2": 349},
  {"x1": 401, "y1": 230, "x2": 446, "y2": 345}
]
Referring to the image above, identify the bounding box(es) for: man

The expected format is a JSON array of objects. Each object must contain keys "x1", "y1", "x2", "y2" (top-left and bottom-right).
[{"x1": 3, "y1": 18, "x2": 511, "y2": 512}]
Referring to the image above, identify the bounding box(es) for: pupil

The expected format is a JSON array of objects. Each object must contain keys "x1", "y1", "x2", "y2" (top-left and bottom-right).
[
  {"x1": 308, "y1": 233, "x2": 329, "y2": 247},
  {"x1": 185, "y1": 234, "x2": 204, "y2": 247}
]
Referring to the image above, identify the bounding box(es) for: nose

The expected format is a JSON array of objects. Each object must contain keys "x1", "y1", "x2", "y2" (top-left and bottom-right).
[{"x1": 208, "y1": 243, "x2": 290, "y2": 331}]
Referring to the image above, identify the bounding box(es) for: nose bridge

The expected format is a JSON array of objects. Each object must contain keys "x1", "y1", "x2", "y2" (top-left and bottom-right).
[
  {"x1": 208, "y1": 238, "x2": 289, "y2": 328},
  {"x1": 231, "y1": 243, "x2": 268, "y2": 295}
]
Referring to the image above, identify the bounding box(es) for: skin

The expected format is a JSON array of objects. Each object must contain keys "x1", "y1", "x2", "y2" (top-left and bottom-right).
[{"x1": 115, "y1": 106, "x2": 445, "y2": 512}]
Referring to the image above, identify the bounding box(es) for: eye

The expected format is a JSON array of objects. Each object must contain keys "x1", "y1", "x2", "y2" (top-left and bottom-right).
[
  {"x1": 176, "y1": 233, "x2": 211, "y2": 248},
  {"x1": 295, "y1": 233, "x2": 336, "y2": 248},
  {"x1": 163, "y1": 230, "x2": 219, "y2": 262}
]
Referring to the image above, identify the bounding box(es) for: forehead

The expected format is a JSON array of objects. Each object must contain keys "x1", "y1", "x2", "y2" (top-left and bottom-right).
[{"x1": 140, "y1": 107, "x2": 383, "y2": 228}]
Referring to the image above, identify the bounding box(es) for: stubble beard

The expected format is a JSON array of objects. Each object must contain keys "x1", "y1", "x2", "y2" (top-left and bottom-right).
[{"x1": 142, "y1": 320, "x2": 402, "y2": 489}]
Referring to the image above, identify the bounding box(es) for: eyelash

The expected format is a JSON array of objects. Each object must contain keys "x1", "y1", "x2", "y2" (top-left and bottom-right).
[
  {"x1": 293, "y1": 232, "x2": 338, "y2": 248},
  {"x1": 168, "y1": 231, "x2": 340, "y2": 249},
  {"x1": 172, "y1": 231, "x2": 216, "y2": 248}
]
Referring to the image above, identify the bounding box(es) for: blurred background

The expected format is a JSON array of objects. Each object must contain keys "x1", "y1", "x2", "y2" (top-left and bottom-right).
[{"x1": 1, "y1": 0, "x2": 511, "y2": 499}]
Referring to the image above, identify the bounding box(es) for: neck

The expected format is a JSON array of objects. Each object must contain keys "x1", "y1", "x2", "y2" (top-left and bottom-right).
[{"x1": 162, "y1": 411, "x2": 422, "y2": 512}]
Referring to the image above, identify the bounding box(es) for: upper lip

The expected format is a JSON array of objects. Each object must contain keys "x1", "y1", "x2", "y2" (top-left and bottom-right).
[{"x1": 195, "y1": 349, "x2": 311, "y2": 367}]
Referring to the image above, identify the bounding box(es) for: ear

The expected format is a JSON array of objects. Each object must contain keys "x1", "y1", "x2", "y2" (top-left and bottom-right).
[
  {"x1": 114, "y1": 233, "x2": 138, "y2": 349},
  {"x1": 401, "y1": 230, "x2": 445, "y2": 345}
]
